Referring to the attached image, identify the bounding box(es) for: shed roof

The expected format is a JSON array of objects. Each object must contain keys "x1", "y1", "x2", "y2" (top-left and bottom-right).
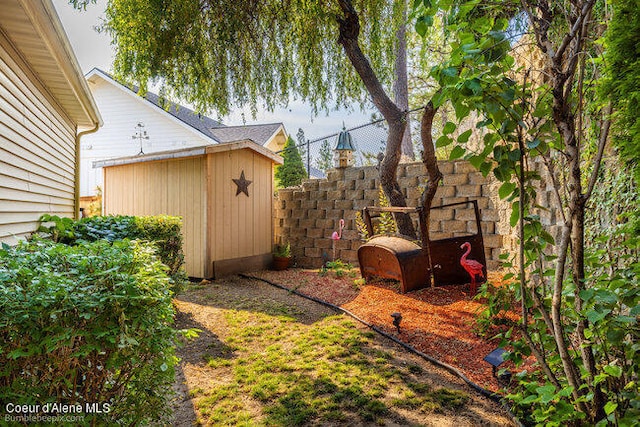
[
  {"x1": 0, "y1": 0, "x2": 101, "y2": 129},
  {"x1": 94, "y1": 139, "x2": 283, "y2": 168}
]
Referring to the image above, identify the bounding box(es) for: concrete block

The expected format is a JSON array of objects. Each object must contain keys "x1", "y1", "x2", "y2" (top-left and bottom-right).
[
  {"x1": 301, "y1": 199, "x2": 317, "y2": 210},
  {"x1": 345, "y1": 167, "x2": 365, "y2": 180},
  {"x1": 327, "y1": 190, "x2": 345, "y2": 200},
  {"x1": 443, "y1": 173, "x2": 468, "y2": 186},
  {"x1": 319, "y1": 180, "x2": 335, "y2": 191},
  {"x1": 317, "y1": 200, "x2": 334, "y2": 210},
  {"x1": 302, "y1": 179, "x2": 320, "y2": 191},
  {"x1": 454, "y1": 161, "x2": 476, "y2": 174},
  {"x1": 442, "y1": 220, "x2": 466, "y2": 232},
  {"x1": 335, "y1": 239, "x2": 351, "y2": 250},
  {"x1": 430, "y1": 231, "x2": 453, "y2": 240},
  {"x1": 436, "y1": 186, "x2": 456, "y2": 199},
  {"x1": 483, "y1": 234, "x2": 503, "y2": 248},
  {"x1": 327, "y1": 169, "x2": 345, "y2": 182},
  {"x1": 482, "y1": 209, "x2": 500, "y2": 222},
  {"x1": 306, "y1": 228, "x2": 324, "y2": 238},
  {"x1": 441, "y1": 197, "x2": 469, "y2": 205},
  {"x1": 315, "y1": 219, "x2": 333, "y2": 229},
  {"x1": 363, "y1": 167, "x2": 379, "y2": 179},
  {"x1": 364, "y1": 189, "x2": 379, "y2": 201},
  {"x1": 491, "y1": 247, "x2": 504, "y2": 261},
  {"x1": 305, "y1": 247, "x2": 322, "y2": 258},
  {"x1": 278, "y1": 189, "x2": 294, "y2": 201},
  {"x1": 293, "y1": 190, "x2": 309, "y2": 200},
  {"x1": 353, "y1": 199, "x2": 371, "y2": 211},
  {"x1": 337, "y1": 179, "x2": 356, "y2": 191},
  {"x1": 430, "y1": 208, "x2": 454, "y2": 221},
  {"x1": 405, "y1": 163, "x2": 424, "y2": 177},
  {"x1": 341, "y1": 229, "x2": 359, "y2": 240},
  {"x1": 454, "y1": 208, "x2": 476, "y2": 221},
  {"x1": 466, "y1": 221, "x2": 479, "y2": 234},
  {"x1": 326, "y1": 210, "x2": 345, "y2": 221},
  {"x1": 468, "y1": 172, "x2": 486, "y2": 185},
  {"x1": 438, "y1": 161, "x2": 455, "y2": 175},
  {"x1": 338, "y1": 249, "x2": 358, "y2": 263},
  {"x1": 345, "y1": 189, "x2": 364, "y2": 200},
  {"x1": 480, "y1": 222, "x2": 495, "y2": 234},
  {"x1": 477, "y1": 198, "x2": 490, "y2": 209},
  {"x1": 456, "y1": 184, "x2": 482, "y2": 198},
  {"x1": 308, "y1": 209, "x2": 327, "y2": 220},
  {"x1": 298, "y1": 218, "x2": 315, "y2": 229},
  {"x1": 398, "y1": 176, "x2": 418, "y2": 189},
  {"x1": 290, "y1": 227, "x2": 306, "y2": 237},
  {"x1": 292, "y1": 209, "x2": 306, "y2": 219},
  {"x1": 314, "y1": 238, "x2": 333, "y2": 249}
]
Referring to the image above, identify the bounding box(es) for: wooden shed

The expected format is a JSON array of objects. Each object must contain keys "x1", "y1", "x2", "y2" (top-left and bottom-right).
[{"x1": 96, "y1": 140, "x2": 282, "y2": 278}]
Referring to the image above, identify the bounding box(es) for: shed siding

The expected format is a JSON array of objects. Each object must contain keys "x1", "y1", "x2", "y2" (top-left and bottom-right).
[
  {"x1": 0, "y1": 31, "x2": 76, "y2": 244},
  {"x1": 81, "y1": 77, "x2": 214, "y2": 197},
  {"x1": 103, "y1": 157, "x2": 206, "y2": 277},
  {"x1": 208, "y1": 148, "x2": 274, "y2": 264}
]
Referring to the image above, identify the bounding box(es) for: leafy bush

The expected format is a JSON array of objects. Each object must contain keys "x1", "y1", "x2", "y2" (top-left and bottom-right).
[
  {"x1": 0, "y1": 239, "x2": 178, "y2": 425},
  {"x1": 37, "y1": 214, "x2": 188, "y2": 294}
]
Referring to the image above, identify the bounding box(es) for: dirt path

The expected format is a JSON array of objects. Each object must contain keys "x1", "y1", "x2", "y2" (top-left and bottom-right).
[{"x1": 170, "y1": 276, "x2": 514, "y2": 426}]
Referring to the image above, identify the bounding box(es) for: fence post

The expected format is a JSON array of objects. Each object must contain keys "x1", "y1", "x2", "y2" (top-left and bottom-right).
[{"x1": 307, "y1": 138, "x2": 310, "y2": 177}]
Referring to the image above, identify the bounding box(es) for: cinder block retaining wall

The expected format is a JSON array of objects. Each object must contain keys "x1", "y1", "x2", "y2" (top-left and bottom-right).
[{"x1": 274, "y1": 161, "x2": 510, "y2": 271}]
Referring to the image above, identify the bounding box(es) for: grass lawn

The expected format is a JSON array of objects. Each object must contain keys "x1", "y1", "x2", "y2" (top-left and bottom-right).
[{"x1": 172, "y1": 276, "x2": 512, "y2": 426}]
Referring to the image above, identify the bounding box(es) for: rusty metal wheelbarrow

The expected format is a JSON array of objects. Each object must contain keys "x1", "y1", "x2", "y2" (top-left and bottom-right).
[{"x1": 357, "y1": 200, "x2": 487, "y2": 293}]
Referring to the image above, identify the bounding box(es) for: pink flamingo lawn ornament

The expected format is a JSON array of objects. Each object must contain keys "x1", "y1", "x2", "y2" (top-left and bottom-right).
[
  {"x1": 331, "y1": 219, "x2": 345, "y2": 261},
  {"x1": 460, "y1": 242, "x2": 485, "y2": 295}
]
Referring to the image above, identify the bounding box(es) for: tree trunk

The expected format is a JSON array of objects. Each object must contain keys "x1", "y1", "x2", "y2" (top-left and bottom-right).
[
  {"x1": 393, "y1": 2, "x2": 414, "y2": 161},
  {"x1": 418, "y1": 102, "x2": 442, "y2": 284},
  {"x1": 336, "y1": 0, "x2": 416, "y2": 237}
]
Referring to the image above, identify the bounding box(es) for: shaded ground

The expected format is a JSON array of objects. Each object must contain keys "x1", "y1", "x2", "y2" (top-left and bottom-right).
[
  {"x1": 171, "y1": 276, "x2": 513, "y2": 426},
  {"x1": 251, "y1": 269, "x2": 522, "y2": 391}
]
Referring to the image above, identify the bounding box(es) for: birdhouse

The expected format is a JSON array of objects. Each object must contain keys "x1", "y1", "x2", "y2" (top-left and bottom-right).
[{"x1": 334, "y1": 128, "x2": 355, "y2": 168}]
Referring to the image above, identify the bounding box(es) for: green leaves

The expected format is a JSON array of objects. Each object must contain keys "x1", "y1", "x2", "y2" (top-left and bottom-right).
[
  {"x1": 0, "y1": 237, "x2": 178, "y2": 424},
  {"x1": 449, "y1": 146, "x2": 465, "y2": 160},
  {"x1": 415, "y1": 15, "x2": 434, "y2": 36},
  {"x1": 498, "y1": 181, "x2": 516, "y2": 199},
  {"x1": 275, "y1": 136, "x2": 308, "y2": 188}
]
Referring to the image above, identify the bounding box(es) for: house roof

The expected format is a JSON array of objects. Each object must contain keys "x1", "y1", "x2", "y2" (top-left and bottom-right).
[
  {"x1": 94, "y1": 139, "x2": 283, "y2": 168},
  {"x1": 0, "y1": 0, "x2": 101, "y2": 129},
  {"x1": 209, "y1": 123, "x2": 284, "y2": 146},
  {"x1": 86, "y1": 67, "x2": 222, "y2": 142},
  {"x1": 85, "y1": 68, "x2": 285, "y2": 147},
  {"x1": 308, "y1": 166, "x2": 326, "y2": 179}
]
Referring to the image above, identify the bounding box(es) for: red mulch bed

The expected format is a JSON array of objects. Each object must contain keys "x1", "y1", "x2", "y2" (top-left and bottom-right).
[{"x1": 250, "y1": 268, "x2": 523, "y2": 392}]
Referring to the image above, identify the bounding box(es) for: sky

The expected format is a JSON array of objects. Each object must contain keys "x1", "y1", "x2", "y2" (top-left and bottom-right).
[{"x1": 53, "y1": 0, "x2": 373, "y2": 142}]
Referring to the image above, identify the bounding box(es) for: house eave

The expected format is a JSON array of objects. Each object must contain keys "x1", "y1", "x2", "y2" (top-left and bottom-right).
[{"x1": 0, "y1": 0, "x2": 102, "y2": 129}]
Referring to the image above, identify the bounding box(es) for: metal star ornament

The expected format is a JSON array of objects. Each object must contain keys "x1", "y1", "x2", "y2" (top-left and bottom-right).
[{"x1": 232, "y1": 170, "x2": 252, "y2": 197}]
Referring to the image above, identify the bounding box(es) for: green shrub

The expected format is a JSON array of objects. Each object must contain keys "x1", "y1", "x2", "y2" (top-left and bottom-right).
[
  {"x1": 0, "y1": 239, "x2": 178, "y2": 425},
  {"x1": 37, "y1": 214, "x2": 188, "y2": 294}
]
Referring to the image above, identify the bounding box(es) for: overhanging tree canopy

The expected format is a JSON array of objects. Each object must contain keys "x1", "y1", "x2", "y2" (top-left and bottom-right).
[
  {"x1": 72, "y1": 0, "x2": 429, "y2": 237},
  {"x1": 83, "y1": 0, "x2": 401, "y2": 117}
]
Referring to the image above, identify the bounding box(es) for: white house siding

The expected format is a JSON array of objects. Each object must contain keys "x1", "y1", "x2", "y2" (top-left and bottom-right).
[
  {"x1": 80, "y1": 77, "x2": 214, "y2": 196},
  {"x1": 0, "y1": 32, "x2": 77, "y2": 244}
]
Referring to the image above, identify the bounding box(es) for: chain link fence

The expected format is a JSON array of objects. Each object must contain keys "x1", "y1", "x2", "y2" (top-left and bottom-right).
[{"x1": 284, "y1": 107, "x2": 433, "y2": 179}]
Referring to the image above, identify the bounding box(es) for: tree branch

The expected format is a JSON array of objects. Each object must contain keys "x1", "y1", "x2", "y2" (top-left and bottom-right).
[
  {"x1": 584, "y1": 108, "x2": 611, "y2": 200},
  {"x1": 336, "y1": 0, "x2": 415, "y2": 237}
]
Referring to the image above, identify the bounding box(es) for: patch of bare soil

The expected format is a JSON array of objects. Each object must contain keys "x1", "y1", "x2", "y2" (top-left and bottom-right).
[{"x1": 170, "y1": 275, "x2": 514, "y2": 426}]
